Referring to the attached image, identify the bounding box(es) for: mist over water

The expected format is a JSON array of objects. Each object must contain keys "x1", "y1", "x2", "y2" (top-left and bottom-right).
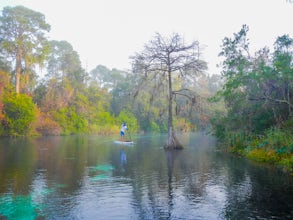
[{"x1": 0, "y1": 133, "x2": 292, "y2": 219}]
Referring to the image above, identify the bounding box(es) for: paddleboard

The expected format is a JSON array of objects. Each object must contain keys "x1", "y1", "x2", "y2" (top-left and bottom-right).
[{"x1": 114, "y1": 140, "x2": 134, "y2": 145}]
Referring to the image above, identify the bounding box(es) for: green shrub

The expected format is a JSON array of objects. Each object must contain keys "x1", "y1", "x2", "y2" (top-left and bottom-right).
[
  {"x1": 90, "y1": 124, "x2": 119, "y2": 135},
  {"x1": 283, "y1": 114, "x2": 293, "y2": 133},
  {"x1": 241, "y1": 128, "x2": 293, "y2": 173},
  {"x1": 52, "y1": 107, "x2": 89, "y2": 135},
  {"x1": 3, "y1": 92, "x2": 36, "y2": 135},
  {"x1": 150, "y1": 121, "x2": 160, "y2": 133},
  {"x1": 279, "y1": 156, "x2": 293, "y2": 173},
  {"x1": 35, "y1": 111, "x2": 61, "y2": 135},
  {"x1": 117, "y1": 109, "x2": 139, "y2": 133},
  {"x1": 247, "y1": 148, "x2": 281, "y2": 163},
  {"x1": 94, "y1": 111, "x2": 115, "y2": 125}
]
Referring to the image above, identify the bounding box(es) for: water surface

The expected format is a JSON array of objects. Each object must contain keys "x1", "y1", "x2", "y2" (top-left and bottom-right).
[{"x1": 0, "y1": 133, "x2": 292, "y2": 219}]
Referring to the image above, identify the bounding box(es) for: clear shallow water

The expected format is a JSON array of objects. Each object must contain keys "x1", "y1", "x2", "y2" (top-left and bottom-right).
[{"x1": 0, "y1": 133, "x2": 292, "y2": 219}]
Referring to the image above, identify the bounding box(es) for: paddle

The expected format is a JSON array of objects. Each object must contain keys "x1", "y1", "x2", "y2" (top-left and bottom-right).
[{"x1": 127, "y1": 127, "x2": 132, "y2": 141}]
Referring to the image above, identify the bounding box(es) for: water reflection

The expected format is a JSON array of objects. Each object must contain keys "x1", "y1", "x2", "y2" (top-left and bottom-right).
[
  {"x1": 120, "y1": 148, "x2": 127, "y2": 166},
  {"x1": 0, "y1": 134, "x2": 292, "y2": 219},
  {"x1": 165, "y1": 150, "x2": 180, "y2": 219}
]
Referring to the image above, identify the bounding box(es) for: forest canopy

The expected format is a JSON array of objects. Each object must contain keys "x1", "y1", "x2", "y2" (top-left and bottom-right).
[{"x1": 0, "y1": 5, "x2": 221, "y2": 137}]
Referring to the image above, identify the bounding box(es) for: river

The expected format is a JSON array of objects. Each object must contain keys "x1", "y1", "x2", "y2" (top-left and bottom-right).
[{"x1": 0, "y1": 133, "x2": 292, "y2": 219}]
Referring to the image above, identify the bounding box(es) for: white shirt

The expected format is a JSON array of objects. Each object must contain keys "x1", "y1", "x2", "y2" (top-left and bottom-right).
[{"x1": 121, "y1": 125, "x2": 127, "y2": 132}]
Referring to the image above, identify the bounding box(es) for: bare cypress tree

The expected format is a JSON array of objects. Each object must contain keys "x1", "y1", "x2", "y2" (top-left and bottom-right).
[{"x1": 131, "y1": 33, "x2": 207, "y2": 149}]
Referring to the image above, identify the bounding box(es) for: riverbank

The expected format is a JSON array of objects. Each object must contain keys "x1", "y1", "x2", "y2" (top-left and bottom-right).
[{"x1": 225, "y1": 128, "x2": 293, "y2": 174}]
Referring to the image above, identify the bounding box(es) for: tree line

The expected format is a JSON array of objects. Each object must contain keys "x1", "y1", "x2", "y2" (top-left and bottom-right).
[
  {"x1": 0, "y1": 5, "x2": 292, "y2": 169},
  {"x1": 0, "y1": 5, "x2": 220, "y2": 138},
  {"x1": 211, "y1": 25, "x2": 293, "y2": 172}
]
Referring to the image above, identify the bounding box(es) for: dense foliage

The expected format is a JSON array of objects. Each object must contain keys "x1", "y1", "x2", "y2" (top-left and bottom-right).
[
  {"x1": 1, "y1": 5, "x2": 291, "y2": 171},
  {"x1": 211, "y1": 25, "x2": 293, "y2": 172},
  {"x1": 0, "y1": 6, "x2": 220, "y2": 137},
  {"x1": 2, "y1": 91, "x2": 36, "y2": 135}
]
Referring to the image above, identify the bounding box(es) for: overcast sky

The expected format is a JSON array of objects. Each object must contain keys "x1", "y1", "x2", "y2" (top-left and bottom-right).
[{"x1": 1, "y1": 0, "x2": 293, "y2": 75}]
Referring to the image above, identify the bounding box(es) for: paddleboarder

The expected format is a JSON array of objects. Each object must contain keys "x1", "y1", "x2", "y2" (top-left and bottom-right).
[{"x1": 120, "y1": 122, "x2": 128, "y2": 141}]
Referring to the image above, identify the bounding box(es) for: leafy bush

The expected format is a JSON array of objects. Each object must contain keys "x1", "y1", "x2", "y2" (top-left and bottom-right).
[
  {"x1": 35, "y1": 111, "x2": 61, "y2": 135},
  {"x1": 52, "y1": 107, "x2": 89, "y2": 135},
  {"x1": 210, "y1": 113, "x2": 227, "y2": 140},
  {"x1": 246, "y1": 149, "x2": 280, "y2": 163},
  {"x1": 283, "y1": 114, "x2": 293, "y2": 133},
  {"x1": 159, "y1": 121, "x2": 168, "y2": 133},
  {"x1": 91, "y1": 124, "x2": 119, "y2": 135},
  {"x1": 279, "y1": 156, "x2": 293, "y2": 173},
  {"x1": 94, "y1": 111, "x2": 115, "y2": 125},
  {"x1": 149, "y1": 121, "x2": 160, "y2": 133},
  {"x1": 117, "y1": 109, "x2": 139, "y2": 133},
  {"x1": 3, "y1": 92, "x2": 36, "y2": 135},
  {"x1": 174, "y1": 118, "x2": 194, "y2": 132},
  {"x1": 265, "y1": 128, "x2": 293, "y2": 151},
  {"x1": 239, "y1": 128, "x2": 293, "y2": 173}
]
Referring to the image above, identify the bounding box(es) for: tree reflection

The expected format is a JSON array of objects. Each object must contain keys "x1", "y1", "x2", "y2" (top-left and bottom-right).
[
  {"x1": 0, "y1": 138, "x2": 37, "y2": 194},
  {"x1": 165, "y1": 149, "x2": 178, "y2": 219},
  {"x1": 1, "y1": 134, "x2": 292, "y2": 219}
]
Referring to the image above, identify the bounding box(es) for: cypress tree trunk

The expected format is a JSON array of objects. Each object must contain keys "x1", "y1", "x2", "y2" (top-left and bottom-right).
[{"x1": 164, "y1": 69, "x2": 183, "y2": 150}]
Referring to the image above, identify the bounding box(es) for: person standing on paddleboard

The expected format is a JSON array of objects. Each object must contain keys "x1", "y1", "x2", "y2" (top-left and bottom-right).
[{"x1": 120, "y1": 122, "x2": 128, "y2": 141}]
